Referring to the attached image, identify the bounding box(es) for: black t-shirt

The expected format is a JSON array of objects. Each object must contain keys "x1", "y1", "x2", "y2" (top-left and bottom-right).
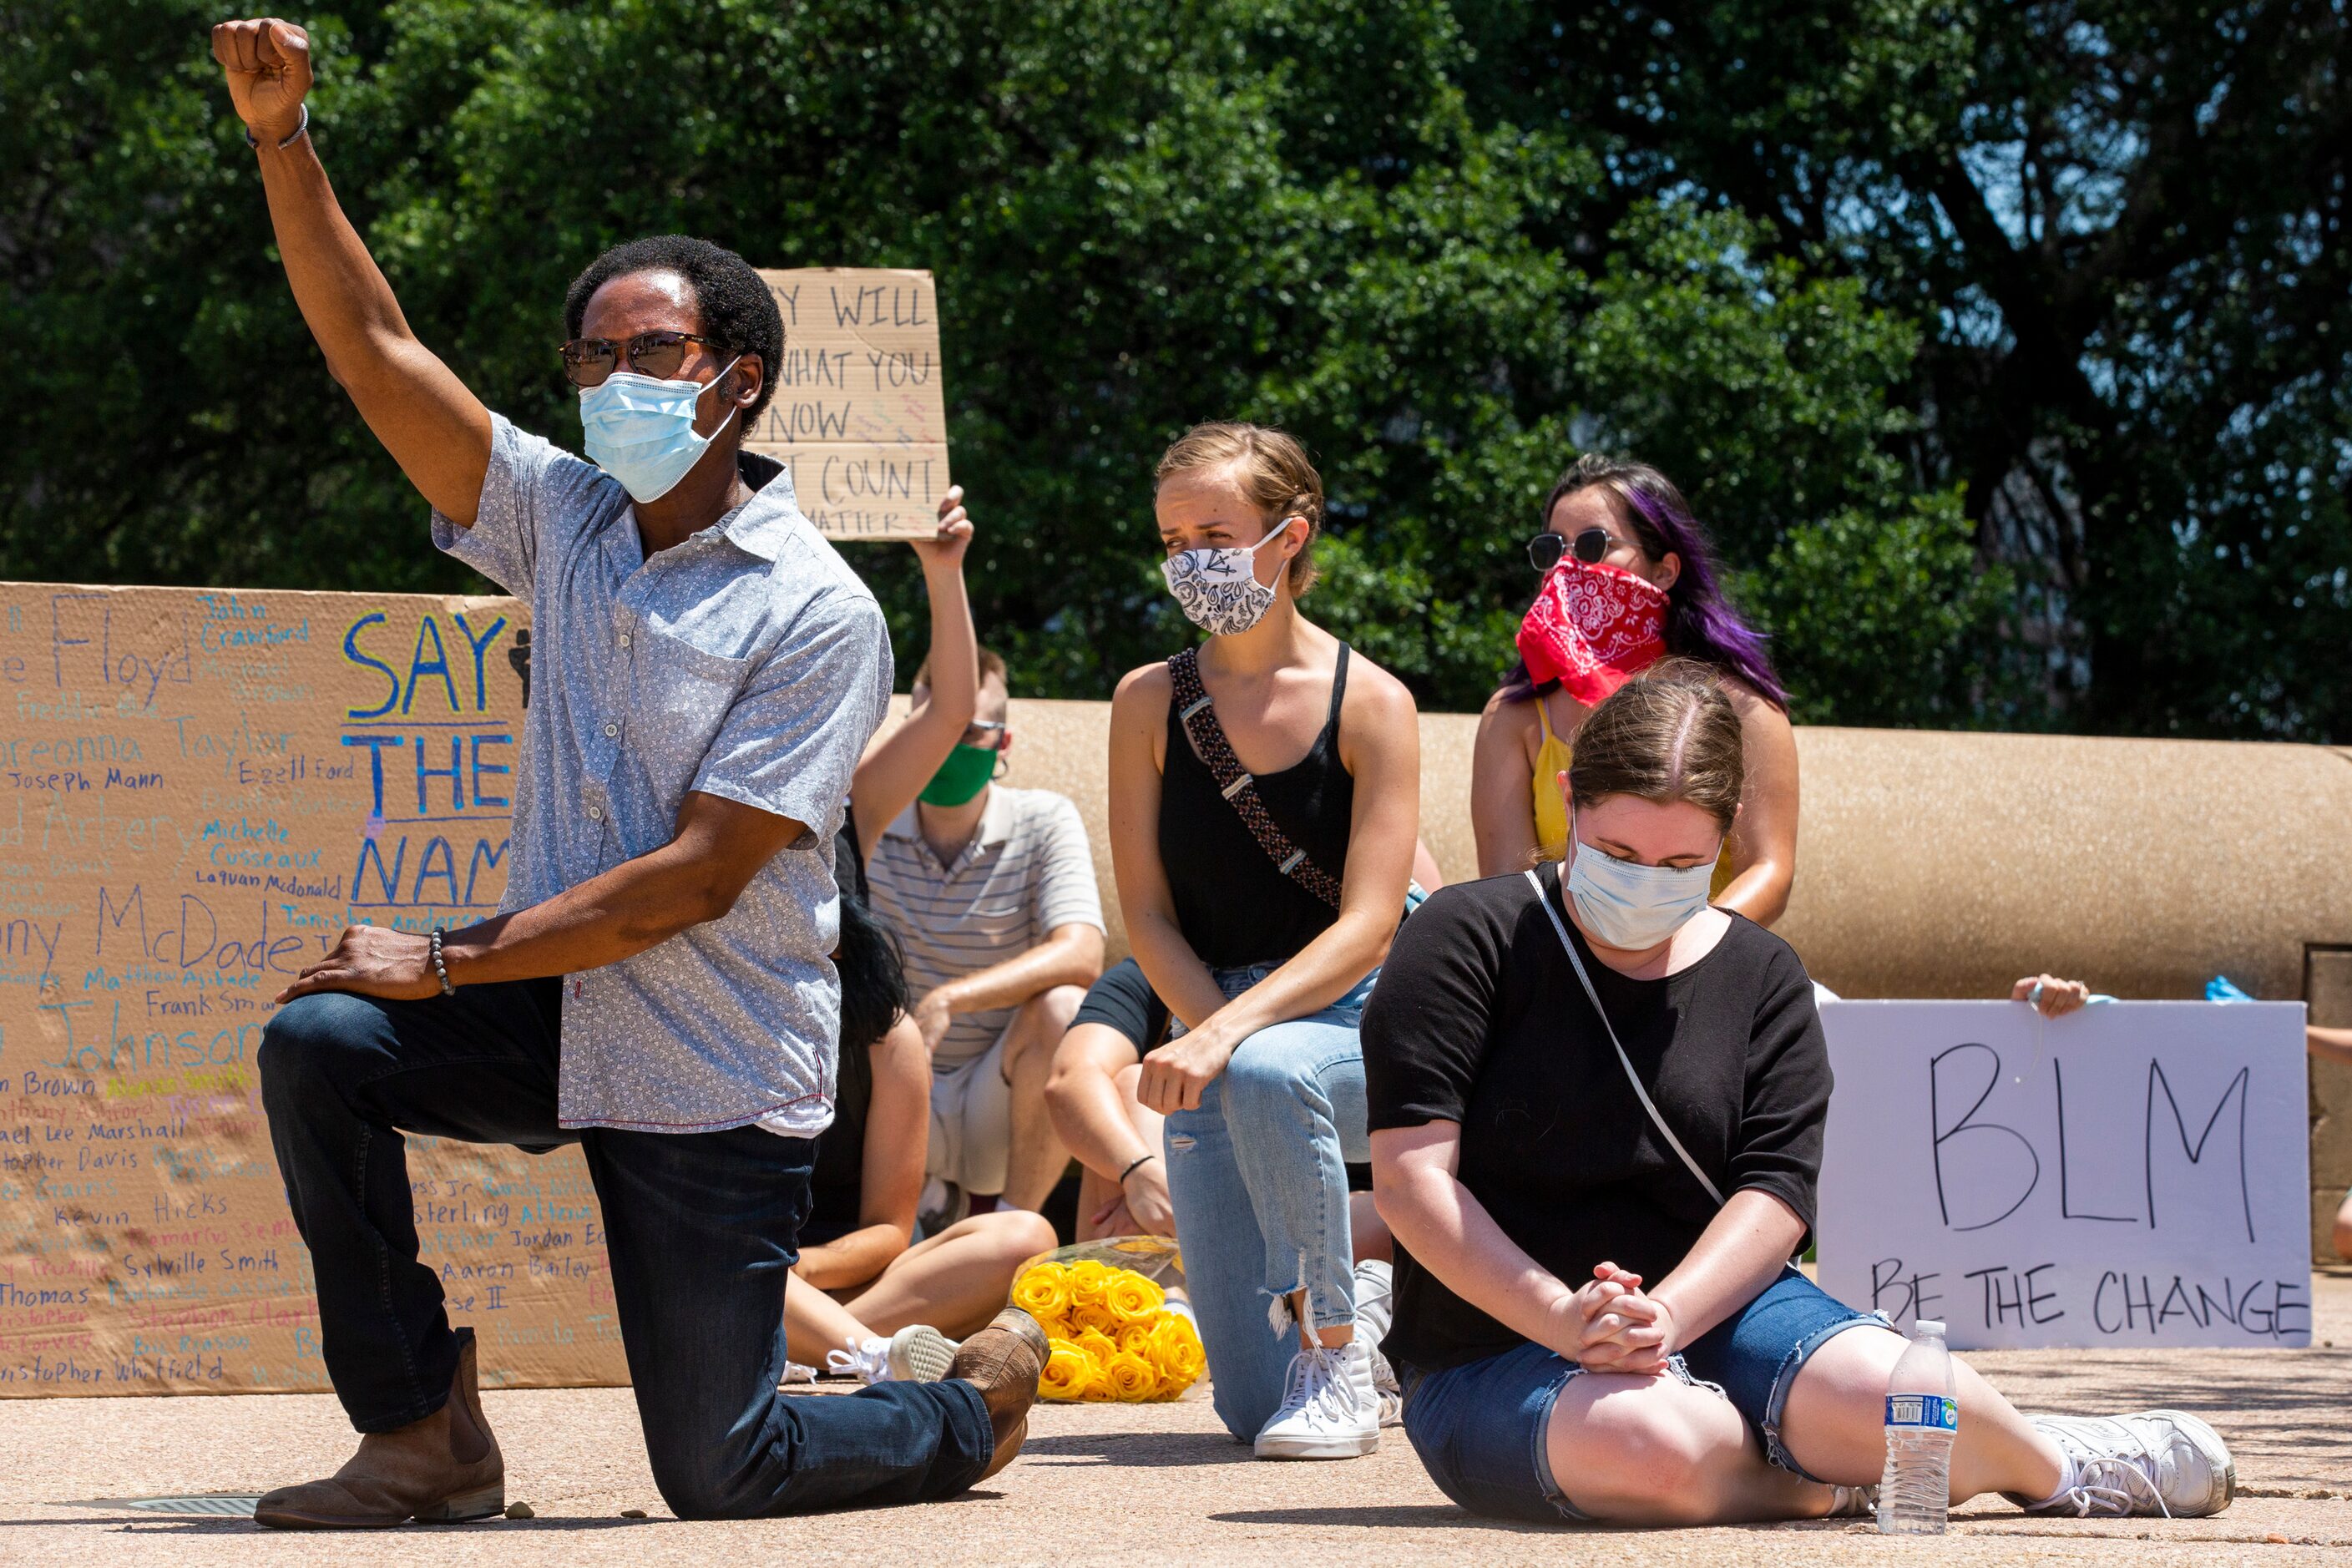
[{"x1": 1360, "y1": 864, "x2": 1831, "y2": 1372}]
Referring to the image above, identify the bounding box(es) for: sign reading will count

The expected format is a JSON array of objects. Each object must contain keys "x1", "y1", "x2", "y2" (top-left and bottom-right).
[
  {"x1": 1816, "y1": 999, "x2": 2311, "y2": 1349},
  {"x1": 744, "y1": 268, "x2": 950, "y2": 540}
]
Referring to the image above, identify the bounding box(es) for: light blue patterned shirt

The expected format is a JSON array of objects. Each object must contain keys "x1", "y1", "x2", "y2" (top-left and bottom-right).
[{"x1": 432, "y1": 413, "x2": 891, "y2": 1136}]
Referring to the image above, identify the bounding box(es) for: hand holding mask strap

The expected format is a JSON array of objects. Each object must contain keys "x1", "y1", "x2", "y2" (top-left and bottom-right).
[
  {"x1": 1168, "y1": 646, "x2": 1345, "y2": 910},
  {"x1": 1524, "y1": 867, "x2": 1726, "y2": 1207}
]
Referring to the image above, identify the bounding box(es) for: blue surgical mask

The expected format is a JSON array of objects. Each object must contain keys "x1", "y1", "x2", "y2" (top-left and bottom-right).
[
  {"x1": 579, "y1": 357, "x2": 739, "y2": 503},
  {"x1": 1565, "y1": 825, "x2": 1720, "y2": 949}
]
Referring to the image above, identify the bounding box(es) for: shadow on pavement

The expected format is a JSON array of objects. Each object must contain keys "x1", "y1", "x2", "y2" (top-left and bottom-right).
[
  {"x1": 1018, "y1": 1430, "x2": 1258, "y2": 1468},
  {"x1": 11, "y1": 1513, "x2": 657, "y2": 1535}
]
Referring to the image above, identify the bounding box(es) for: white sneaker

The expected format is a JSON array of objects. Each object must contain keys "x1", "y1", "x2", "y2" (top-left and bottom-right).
[
  {"x1": 1352, "y1": 1259, "x2": 1395, "y2": 1343},
  {"x1": 2011, "y1": 1411, "x2": 2237, "y2": 1518},
  {"x1": 1351, "y1": 1260, "x2": 1404, "y2": 1428},
  {"x1": 917, "y1": 1178, "x2": 969, "y2": 1237},
  {"x1": 825, "y1": 1325, "x2": 960, "y2": 1385},
  {"x1": 1253, "y1": 1340, "x2": 1381, "y2": 1459},
  {"x1": 1826, "y1": 1483, "x2": 1877, "y2": 1517}
]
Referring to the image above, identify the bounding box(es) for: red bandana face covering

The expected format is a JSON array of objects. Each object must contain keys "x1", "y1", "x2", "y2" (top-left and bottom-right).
[{"x1": 1515, "y1": 559, "x2": 1670, "y2": 705}]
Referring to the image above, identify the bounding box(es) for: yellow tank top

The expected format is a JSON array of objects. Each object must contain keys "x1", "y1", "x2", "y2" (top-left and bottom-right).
[{"x1": 1530, "y1": 697, "x2": 1737, "y2": 898}]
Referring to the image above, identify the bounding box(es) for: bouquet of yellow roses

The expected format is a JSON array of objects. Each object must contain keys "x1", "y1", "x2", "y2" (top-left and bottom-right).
[{"x1": 1009, "y1": 1237, "x2": 1206, "y2": 1403}]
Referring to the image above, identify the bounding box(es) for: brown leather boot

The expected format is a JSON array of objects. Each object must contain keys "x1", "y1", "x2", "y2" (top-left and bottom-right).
[
  {"x1": 255, "y1": 1327, "x2": 504, "y2": 1529},
  {"x1": 946, "y1": 1307, "x2": 1048, "y2": 1482}
]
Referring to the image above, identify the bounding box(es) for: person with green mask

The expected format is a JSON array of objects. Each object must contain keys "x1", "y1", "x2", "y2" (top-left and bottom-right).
[{"x1": 865, "y1": 647, "x2": 1110, "y2": 1222}]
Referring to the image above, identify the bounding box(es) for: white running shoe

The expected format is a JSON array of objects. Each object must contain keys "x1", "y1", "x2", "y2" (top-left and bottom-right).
[
  {"x1": 1351, "y1": 1260, "x2": 1404, "y2": 1428},
  {"x1": 1253, "y1": 1340, "x2": 1381, "y2": 1459},
  {"x1": 1826, "y1": 1483, "x2": 1877, "y2": 1517},
  {"x1": 825, "y1": 1325, "x2": 961, "y2": 1385},
  {"x1": 2011, "y1": 1411, "x2": 2237, "y2": 1518}
]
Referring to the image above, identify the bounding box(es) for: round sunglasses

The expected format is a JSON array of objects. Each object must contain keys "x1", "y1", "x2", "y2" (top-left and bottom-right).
[
  {"x1": 559, "y1": 330, "x2": 731, "y2": 388},
  {"x1": 1526, "y1": 526, "x2": 1616, "y2": 574}
]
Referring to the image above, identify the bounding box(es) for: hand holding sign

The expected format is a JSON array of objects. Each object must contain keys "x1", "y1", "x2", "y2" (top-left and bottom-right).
[{"x1": 746, "y1": 269, "x2": 951, "y2": 539}]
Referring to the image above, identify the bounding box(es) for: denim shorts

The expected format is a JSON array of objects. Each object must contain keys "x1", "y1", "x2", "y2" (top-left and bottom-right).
[{"x1": 1401, "y1": 1267, "x2": 1886, "y2": 1525}]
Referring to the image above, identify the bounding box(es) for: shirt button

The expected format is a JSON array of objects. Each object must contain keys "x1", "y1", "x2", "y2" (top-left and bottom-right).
[
  {"x1": 618, "y1": 633, "x2": 631, "y2": 648},
  {"x1": 604, "y1": 722, "x2": 620, "y2": 737},
  {"x1": 586, "y1": 805, "x2": 603, "y2": 822}
]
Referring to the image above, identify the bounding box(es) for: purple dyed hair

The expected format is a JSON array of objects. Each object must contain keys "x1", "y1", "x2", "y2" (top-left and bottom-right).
[{"x1": 1500, "y1": 454, "x2": 1789, "y2": 710}]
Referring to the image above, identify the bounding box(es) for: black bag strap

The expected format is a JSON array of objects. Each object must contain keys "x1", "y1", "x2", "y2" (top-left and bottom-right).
[{"x1": 1167, "y1": 646, "x2": 1345, "y2": 910}]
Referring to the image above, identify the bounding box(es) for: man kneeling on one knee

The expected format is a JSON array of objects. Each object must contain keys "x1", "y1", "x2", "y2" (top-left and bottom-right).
[
  {"x1": 213, "y1": 17, "x2": 1044, "y2": 1526},
  {"x1": 867, "y1": 646, "x2": 1106, "y2": 1220}
]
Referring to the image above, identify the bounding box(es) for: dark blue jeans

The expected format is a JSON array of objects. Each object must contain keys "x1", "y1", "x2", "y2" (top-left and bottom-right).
[{"x1": 259, "y1": 981, "x2": 993, "y2": 1517}]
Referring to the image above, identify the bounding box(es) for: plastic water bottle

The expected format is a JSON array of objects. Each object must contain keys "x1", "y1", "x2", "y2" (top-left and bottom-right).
[{"x1": 1876, "y1": 1318, "x2": 1958, "y2": 1535}]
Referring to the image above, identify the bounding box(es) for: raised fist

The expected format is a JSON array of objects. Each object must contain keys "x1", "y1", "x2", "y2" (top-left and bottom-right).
[{"x1": 210, "y1": 18, "x2": 311, "y2": 145}]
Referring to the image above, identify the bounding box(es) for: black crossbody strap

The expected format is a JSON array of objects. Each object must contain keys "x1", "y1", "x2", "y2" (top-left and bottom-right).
[
  {"x1": 1525, "y1": 867, "x2": 1727, "y2": 1206},
  {"x1": 1168, "y1": 647, "x2": 1345, "y2": 910}
]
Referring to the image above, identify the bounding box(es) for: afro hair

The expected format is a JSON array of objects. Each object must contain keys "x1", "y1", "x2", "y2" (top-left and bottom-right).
[{"x1": 563, "y1": 235, "x2": 783, "y2": 427}]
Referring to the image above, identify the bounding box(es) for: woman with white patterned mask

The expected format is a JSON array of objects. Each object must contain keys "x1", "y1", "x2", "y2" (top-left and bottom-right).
[{"x1": 1088, "y1": 422, "x2": 1424, "y2": 1461}]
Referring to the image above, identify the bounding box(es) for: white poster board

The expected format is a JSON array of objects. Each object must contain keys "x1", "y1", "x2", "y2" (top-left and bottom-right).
[{"x1": 1817, "y1": 1001, "x2": 2310, "y2": 1349}]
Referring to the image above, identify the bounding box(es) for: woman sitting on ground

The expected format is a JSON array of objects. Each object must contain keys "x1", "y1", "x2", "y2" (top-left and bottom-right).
[
  {"x1": 1470, "y1": 456, "x2": 1798, "y2": 923},
  {"x1": 1105, "y1": 421, "x2": 1422, "y2": 1459},
  {"x1": 788, "y1": 488, "x2": 1055, "y2": 1383},
  {"x1": 780, "y1": 955, "x2": 1055, "y2": 1383},
  {"x1": 1366, "y1": 661, "x2": 2235, "y2": 1527},
  {"x1": 1045, "y1": 834, "x2": 1444, "y2": 1244}
]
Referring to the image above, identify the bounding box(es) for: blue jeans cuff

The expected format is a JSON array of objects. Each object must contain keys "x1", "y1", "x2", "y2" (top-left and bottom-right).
[{"x1": 1759, "y1": 1313, "x2": 1889, "y2": 1481}]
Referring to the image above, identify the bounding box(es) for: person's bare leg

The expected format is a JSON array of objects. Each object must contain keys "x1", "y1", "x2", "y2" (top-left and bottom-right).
[
  {"x1": 1550, "y1": 1369, "x2": 1828, "y2": 1524},
  {"x1": 1001, "y1": 985, "x2": 1085, "y2": 1211},
  {"x1": 841, "y1": 1210, "x2": 1059, "y2": 1340},
  {"x1": 782, "y1": 1272, "x2": 879, "y2": 1367},
  {"x1": 2334, "y1": 1188, "x2": 2352, "y2": 1262},
  {"x1": 1076, "y1": 1060, "x2": 1171, "y2": 1239},
  {"x1": 1349, "y1": 1191, "x2": 1391, "y2": 1265},
  {"x1": 1778, "y1": 1324, "x2": 2065, "y2": 1503}
]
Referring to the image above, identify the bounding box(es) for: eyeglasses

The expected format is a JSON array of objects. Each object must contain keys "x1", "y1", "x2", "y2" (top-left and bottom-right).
[
  {"x1": 1526, "y1": 527, "x2": 1616, "y2": 574},
  {"x1": 960, "y1": 720, "x2": 1007, "y2": 749},
  {"x1": 559, "y1": 331, "x2": 731, "y2": 388}
]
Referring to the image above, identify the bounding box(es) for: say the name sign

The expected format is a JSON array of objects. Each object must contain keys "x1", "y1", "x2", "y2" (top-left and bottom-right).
[
  {"x1": 745, "y1": 267, "x2": 948, "y2": 539},
  {"x1": 0, "y1": 583, "x2": 628, "y2": 1398},
  {"x1": 1817, "y1": 1001, "x2": 2310, "y2": 1350}
]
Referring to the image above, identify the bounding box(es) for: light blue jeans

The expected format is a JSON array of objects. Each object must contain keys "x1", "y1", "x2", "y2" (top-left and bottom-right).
[{"x1": 1162, "y1": 964, "x2": 1374, "y2": 1443}]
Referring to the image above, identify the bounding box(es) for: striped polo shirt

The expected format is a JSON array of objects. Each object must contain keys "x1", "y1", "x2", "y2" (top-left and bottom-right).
[{"x1": 865, "y1": 786, "x2": 1105, "y2": 1065}]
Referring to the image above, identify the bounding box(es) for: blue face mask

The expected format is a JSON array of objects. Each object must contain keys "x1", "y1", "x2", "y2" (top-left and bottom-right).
[
  {"x1": 1565, "y1": 822, "x2": 1721, "y2": 950},
  {"x1": 579, "y1": 357, "x2": 739, "y2": 503}
]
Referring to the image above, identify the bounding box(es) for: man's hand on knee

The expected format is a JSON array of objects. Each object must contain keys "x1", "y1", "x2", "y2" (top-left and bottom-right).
[{"x1": 276, "y1": 923, "x2": 440, "y2": 1004}]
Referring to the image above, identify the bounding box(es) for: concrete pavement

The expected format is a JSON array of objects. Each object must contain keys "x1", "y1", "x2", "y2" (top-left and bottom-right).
[{"x1": 4, "y1": 1272, "x2": 2346, "y2": 1565}]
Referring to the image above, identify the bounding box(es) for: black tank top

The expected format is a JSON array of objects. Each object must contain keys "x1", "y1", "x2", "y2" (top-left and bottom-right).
[{"x1": 1158, "y1": 645, "x2": 1354, "y2": 969}]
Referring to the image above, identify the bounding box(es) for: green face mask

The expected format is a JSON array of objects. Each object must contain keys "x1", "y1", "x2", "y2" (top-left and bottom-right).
[{"x1": 918, "y1": 741, "x2": 1000, "y2": 807}]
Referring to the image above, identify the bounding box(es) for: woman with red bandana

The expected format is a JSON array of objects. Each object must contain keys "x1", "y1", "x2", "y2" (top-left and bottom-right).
[{"x1": 1469, "y1": 456, "x2": 1799, "y2": 924}]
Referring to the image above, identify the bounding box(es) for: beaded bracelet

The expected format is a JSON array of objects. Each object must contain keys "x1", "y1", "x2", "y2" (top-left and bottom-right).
[
  {"x1": 427, "y1": 928, "x2": 454, "y2": 996},
  {"x1": 1117, "y1": 1152, "x2": 1156, "y2": 1186}
]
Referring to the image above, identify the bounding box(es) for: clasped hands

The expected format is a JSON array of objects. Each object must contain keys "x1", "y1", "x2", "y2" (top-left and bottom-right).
[{"x1": 1549, "y1": 1261, "x2": 1678, "y2": 1376}]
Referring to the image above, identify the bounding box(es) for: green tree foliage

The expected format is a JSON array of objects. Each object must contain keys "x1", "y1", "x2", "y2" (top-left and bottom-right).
[{"x1": 3, "y1": 1, "x2": 2341, "y2": 733}]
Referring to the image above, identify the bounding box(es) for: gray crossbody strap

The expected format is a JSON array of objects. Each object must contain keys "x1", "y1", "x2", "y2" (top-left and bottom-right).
[{"x1": 1524, "y1": 868, "x2": 1727, "y2": 1208}]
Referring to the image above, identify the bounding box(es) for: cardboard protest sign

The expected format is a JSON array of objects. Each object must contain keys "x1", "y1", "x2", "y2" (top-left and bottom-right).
[
  {"x1": 1817, "y1": 1000, "x2": 2311, "y2": 1349},
  {"x1": 0, "y1": 582, "x2": 628, "y2": 1397},
  {"x1": 745, "y1": 268, "x2": 948, "y2": 540}
]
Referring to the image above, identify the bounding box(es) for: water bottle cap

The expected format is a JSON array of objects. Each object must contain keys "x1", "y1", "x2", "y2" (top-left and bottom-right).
[{"x1": 1915, "y1": 1319, "x2": 1946, "y2": 1337}]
